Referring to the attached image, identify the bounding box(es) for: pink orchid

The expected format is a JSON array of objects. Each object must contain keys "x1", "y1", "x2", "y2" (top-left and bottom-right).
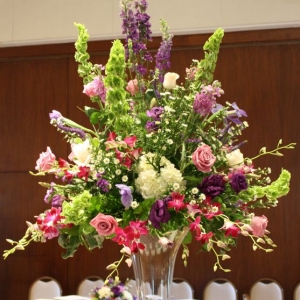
[
  {"x1": 167, "y1": 192, "x2": 186, "y2": 212},
  {"x1": 189, "y1": 216, "x2": 201, "y2": 236},
  {"x1": 36, "y1": 207, "x2": 64, "y2": 239}
]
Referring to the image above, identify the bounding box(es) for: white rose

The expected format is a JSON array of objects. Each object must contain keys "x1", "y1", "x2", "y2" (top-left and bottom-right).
[
  {"x1": 163, "y1": 72, "x2": 179, "y2": 89},
  {"x1": 69, "y1": 139, "x2": 91, "y2": 166},
  {"x1": 123, "y1": 290, "x2": 133, "y2": 300},
  {"x1": 226, "y1": 149, "x2": 244, "y2": 169}
]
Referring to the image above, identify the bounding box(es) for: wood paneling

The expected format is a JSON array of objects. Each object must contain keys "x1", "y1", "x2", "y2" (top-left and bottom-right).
[{"x1": 0, "y1": 28, "x2": 299, "y2": 299}]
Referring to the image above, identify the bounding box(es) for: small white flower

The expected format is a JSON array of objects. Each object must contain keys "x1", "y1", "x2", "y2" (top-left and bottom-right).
[
  {"x1": 113, "y1": 158, "x2": 120, "y2": 164},
  {"x1": 173, "y1": 183, "x2": 180, "y2": 190},
  {"x1": 162, "y1": 146, "x2": 167, "y2": 151},
  {"x1": 199, "y1": 193, "x2": 206, "y2": 200},
  {"x1": 103, "y1": 158, "x2": 110, "y2": 164},
  {"x1": 167, "y1": 139, "x2": 173, "y2": 145},
  {"x1": 192, "y1": 187, "x2": 199, "y2": 194},
  {"x1": 153, "y1": 138, "x2": 158, "y2": 143},
  {"x1": 115, "y1": 169, "x2": 122, "y2": 175},
  {"x1": 122, "y1": 175, "x2": 128, "y2": 182},
  {"x1": 131, "y1": 201, "x2": 139, "y2": 209}
]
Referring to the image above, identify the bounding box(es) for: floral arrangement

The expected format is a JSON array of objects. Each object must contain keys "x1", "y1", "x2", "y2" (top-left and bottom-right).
[
  {"x1": 3, "y1": 0, "x2": 295, "y2": 274},
  {"x1": 90, "y1": 277, "x2": 135, "y2": 300}
]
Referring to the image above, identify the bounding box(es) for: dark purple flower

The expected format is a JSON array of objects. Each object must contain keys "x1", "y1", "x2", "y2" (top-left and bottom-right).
[
  {"x1": 230, "y1": 173, "x2": 248, "y2": 194},
  {"x1": 149, "y1": 199, "x2": 171, "y2": 229},
  {"x1": 145, "y1": 121, "x2": 158, "y2": 133},
  {"x1": 97, "y1": 177, "x2": 110, "y2": 193},
  {"x1": 147, "y1": 106, "x2": 164, "y2": 121},
  {"x1": 199, "y1": 174, "x2": 226, "y2": 197}
]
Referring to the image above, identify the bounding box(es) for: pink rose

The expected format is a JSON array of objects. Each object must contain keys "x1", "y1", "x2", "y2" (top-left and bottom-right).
[
  {"x1": 250, "y1": 215, "x2": 268, "y2": 237},
  {"x1": 126, "y1": 79, "x2": 139, "y2": 96},
  {"x1": 83, "y1": 80, "x2": 98, "y2": 97},
  {"x1": 192, "y1": 144, "x2": 216, "y2": 172},
  {"x1": 35, "y1": 147, "x2": 56, "y2": 172},
  {"x1": 90, "y1": 213, "x2": 118, "y2": 236}
]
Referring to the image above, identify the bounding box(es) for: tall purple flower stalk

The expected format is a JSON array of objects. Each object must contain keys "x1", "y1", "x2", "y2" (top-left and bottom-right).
[
  {"x1": 120, "y1": 0, "x2": 153, "y2": 76},
  {"x1": 155, "y1": 20, "x2": 173, "y2": 82}
]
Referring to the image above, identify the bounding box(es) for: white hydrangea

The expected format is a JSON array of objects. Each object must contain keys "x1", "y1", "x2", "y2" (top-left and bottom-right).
[
  {"x1": 97, "y1": 286, "x2": 111, "y2": 298},
  {"x1": 135, "y1": 169, "x2": 167, "y2": 199},
  {"x1": 135, "y1": 153, "x2": 186, "y2": 199}
]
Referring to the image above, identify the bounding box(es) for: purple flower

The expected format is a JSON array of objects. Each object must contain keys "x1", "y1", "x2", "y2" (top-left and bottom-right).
[
  {"x1": 97, "y1": 177, "x2": 110, "y2": 193},
  {"x1": 149, "y1": 199, "x2": 171, "y2": 229},
  {"x1": 115, "y1": 184, "x2": 133, "y2": 208},
  {"x1": 147, "y1": 106, "x2": 164, "y2": 121},
  {"x1": 155, "y1": 38, "x2": 173, "y2": 82},
  {"x1": 145, "y1": 121, "x2": 158, "y2": 133},
  {"x1": 193, "y1": 92, "x2": 215, "y2": 116},
  {"x1": 49, "y1": 110, "x2": 62, "y2": 120},
  {"x1": 226, "y1": 102, "x2": 247, "y2": 125},
  {"x1": 230, "y1": 173, "x2": 248, "y2": 194},
  {"x1": 199, "y1": 174, "x2": 226, "y2": 197},
  {"x1": 51, "y1": 194, "x2": 65, "y2": 208}
]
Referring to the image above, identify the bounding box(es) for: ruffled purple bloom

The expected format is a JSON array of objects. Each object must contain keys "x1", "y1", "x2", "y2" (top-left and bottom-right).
[
  {"x1": 116, "y1": 184, "x2": 133, "y2": 208},
  {"x1": 230, "y1": 173, "x2": 248, "y2": 194},
  {"x1": 199, "y1": 174, "x2": 226, "y2": 197},
  {"x1": 145, "y1": 121, "x2": 158, "y2": 133},
  {"x1": 149, "y1": 199, "x2": 171, "y2": 229},
  {"x1": 147, "y1": 106, "x2": 164, "y2": 121}
]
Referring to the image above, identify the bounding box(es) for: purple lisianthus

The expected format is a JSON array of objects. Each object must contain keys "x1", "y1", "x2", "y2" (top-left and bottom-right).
[
  {"x1": 230, "y1": 173, "x2": 248, "y2": 194},
  {"x1": 147, "y1": 106, "x2": 164, "y2": 121},
  {"x1": 145, "y1": 121, "x2": 159, "y2": 133},
  {"x1": 149, "y1": 199, "x2": 171, "y2": 229},
  {"x1": 199, "y1": 174, "x2": 226, "y2": 197},
  {"x1": 116, "y1": 184, "x2": 133, "y2": 208}
]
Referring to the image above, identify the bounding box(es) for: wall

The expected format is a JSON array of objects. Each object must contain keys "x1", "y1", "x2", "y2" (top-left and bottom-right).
[
  {"x1": 0, "y1": 28, "x2": 300, "y2": 299},
  {"x1": 1, "y1": 0, "x2": 300, "y2": 47}
]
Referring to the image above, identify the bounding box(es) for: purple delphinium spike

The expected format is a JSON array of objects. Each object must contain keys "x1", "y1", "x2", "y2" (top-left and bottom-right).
[
  {"x1": 97, "y1": 176, "x2": 110, "y2": 193},
  {"x1": 120, "y1": 0, "x2": 153, "y2": 73}
]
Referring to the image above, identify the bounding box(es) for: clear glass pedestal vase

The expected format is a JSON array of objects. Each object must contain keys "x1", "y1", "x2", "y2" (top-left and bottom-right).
[{"x1": 131, "y1": 228, "x2": 189, "y2": 300}]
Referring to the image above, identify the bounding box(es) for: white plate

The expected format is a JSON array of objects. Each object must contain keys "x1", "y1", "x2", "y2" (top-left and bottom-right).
[{"x1": 54, "y1": 296, "x2": 90, "y2": 300}]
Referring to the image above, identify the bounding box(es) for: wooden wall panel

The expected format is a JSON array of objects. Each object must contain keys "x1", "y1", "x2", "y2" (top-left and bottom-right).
[{"x1": 0, "y1": 28, "x2": 299, "y2": 300}]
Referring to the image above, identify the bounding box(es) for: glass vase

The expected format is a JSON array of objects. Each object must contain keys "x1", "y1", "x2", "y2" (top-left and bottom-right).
[{"x1": 131, "y1": 228, "x2": 189, "y2": 300}]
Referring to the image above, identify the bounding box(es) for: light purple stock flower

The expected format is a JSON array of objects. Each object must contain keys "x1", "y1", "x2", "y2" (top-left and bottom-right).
[{"x1": 115, "y1": 184, "x2": 133, "y2": 208}]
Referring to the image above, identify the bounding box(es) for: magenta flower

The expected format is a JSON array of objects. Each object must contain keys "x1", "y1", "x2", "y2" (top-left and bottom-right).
[
  {"x1": 36, "y1": 207, "x2": 64, "y2": 239},
  {"x1": 167, "y1": 192, "x2": 186, "y2": 212}
]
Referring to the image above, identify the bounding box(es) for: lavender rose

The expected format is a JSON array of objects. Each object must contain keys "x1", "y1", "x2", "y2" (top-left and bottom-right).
[
  {"x1": 230, "y1": 173, "x2": 248, "y2": 194},
  {"x1": 149, "y1": 200, "x2": 171, "y2": 229},
  {"x1": 192, "y1": 144, "x2": 216, "y2": 173},
  {"x1": 90, "y1": 213, "x2": 118, "y2": 236},
  {"x1": 200, "y1": 174, "x2": 225, "y2": 197}
]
